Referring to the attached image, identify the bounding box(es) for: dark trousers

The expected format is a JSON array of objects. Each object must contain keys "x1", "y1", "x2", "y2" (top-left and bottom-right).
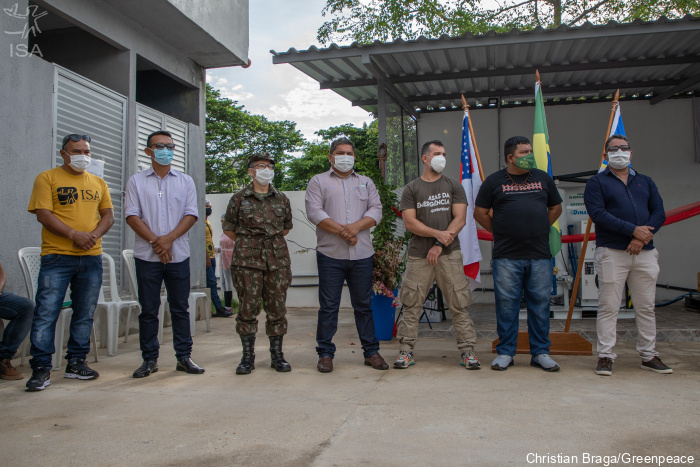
[
  {"x1": 0, "y1": 292, "x2": 34, "y2": 360},
  {"x1": 206, "y1": 256, "x2": 224, "y2": 310},
  {"x1": 315, "y1": 252, "x2": 379, "y2": 359},
  {"x1": 135, "y1": 258, "x2": 192, "y2": 361}
]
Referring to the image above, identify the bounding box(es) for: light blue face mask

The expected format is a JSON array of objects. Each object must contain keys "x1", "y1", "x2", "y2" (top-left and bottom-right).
[{"x1": 153, "y1": 147, "x2": 174, "y2": 166}]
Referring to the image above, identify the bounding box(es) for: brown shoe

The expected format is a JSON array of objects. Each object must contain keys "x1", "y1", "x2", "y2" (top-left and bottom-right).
[
  {"x1": 364, "y1": 353, "x2": 389, "y2": 370},
  {"x1": 317, "y1": 356, "x2": 333, "y2": 373},
  {"x1": 0, "y1": 359, "x2": 24, "y2": 380}
]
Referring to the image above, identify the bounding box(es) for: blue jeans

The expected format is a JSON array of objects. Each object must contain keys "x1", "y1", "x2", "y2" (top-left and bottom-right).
[
  {"x1": 29, "y1": 254, "x2": 102, "y2": 369},
  {"x1": 492, "y1": 258, "x2": 552, "y2": 356},
  {"x1": 0, "y1": 292, "x2": 34, "y2": 360},
  {"x1": 316, "y1": 252, "x2": 379, "y2": 359},
  {"x1": 135, "y1": 258, "x2": 192, "y2": 360},
  {"x1": 206, "y1": 256, "x2": 224, "y2": 310}
]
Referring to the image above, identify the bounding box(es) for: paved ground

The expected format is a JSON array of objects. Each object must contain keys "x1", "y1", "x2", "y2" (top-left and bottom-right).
[{"x1": 2, "y1": 308, "x2": 699, "y2": 467}]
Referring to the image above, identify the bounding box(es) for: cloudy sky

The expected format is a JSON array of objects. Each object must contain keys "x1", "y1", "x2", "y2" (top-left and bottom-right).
[{"x1": 206, "y1": 0, "x2": 373, "y2": 141}]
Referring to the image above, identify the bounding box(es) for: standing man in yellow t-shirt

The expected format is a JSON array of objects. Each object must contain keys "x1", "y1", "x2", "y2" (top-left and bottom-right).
[{"x1": 25, "y1": 134, "x2": 114, "y2": 392}]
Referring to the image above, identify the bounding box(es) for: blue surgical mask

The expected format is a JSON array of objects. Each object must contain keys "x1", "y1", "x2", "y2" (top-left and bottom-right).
[{"x1": 153, "y1": 148, "x2": 174, "y2": 166}]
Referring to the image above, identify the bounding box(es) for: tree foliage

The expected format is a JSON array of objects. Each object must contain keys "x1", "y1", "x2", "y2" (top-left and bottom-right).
[
  {"x1": 318, "y1": 0, "x2": 700, "y2": 44},
  {"x1": 205, "y1": 84, "x2": 304, "y2": 193}
]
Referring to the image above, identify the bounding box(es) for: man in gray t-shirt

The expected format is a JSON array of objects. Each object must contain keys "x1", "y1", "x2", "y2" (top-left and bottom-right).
[{"x1": 395, "y1": 140, "x2": 480, "y2": 371}]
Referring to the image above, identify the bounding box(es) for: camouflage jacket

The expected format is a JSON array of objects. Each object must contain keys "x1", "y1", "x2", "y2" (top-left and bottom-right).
[{"x1": 222, "y1": 183, "x2": 293, "y2": 271}]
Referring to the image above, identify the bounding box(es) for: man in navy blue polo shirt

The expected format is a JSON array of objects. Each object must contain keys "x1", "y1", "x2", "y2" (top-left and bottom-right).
[{"x1": 584, "y1": 134, "x2": 670, "y2": 376}]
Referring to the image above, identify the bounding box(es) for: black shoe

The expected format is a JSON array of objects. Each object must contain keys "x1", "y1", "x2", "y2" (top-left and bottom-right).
[
  {"x1": 595, "y1": 357, "x2": 613, "y2": 376},
  {"x1": 212, "y1": 307, "x2": 234, "y2": 318},
  {"x1": 133, "y1": 360, "x2": 159, "y2": 378},
  {"x1": 236, "y1": 335, "x2": 255, "y2": 375},
  {"x1": 176, "y1": 357, "x2": 205, "y2": 374},
  {"x1": 25, "y1": 367, "x2": 51, "y2": 392},
  {"x1": 65, "y1": 358, "x2": 99, "y2": 380},
  {"x1": 269, "y1": 335, "x2": 291, "y2": 372},
  {"x1": 641, "y1": 356, "x2": 673, "y2": 374}
]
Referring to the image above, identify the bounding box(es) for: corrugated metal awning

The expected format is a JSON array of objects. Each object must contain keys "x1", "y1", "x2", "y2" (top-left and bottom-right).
[{"x1": 271, "y1": 16, "x2": 700, "y2": 115}]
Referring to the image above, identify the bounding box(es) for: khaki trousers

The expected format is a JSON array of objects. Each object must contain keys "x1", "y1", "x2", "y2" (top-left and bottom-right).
[
  {"x1": 397, "y1": 249, "x2": 477, "y2": 352},
  {"x1": 594, "y1": 247, "x2": 660, "y2": 361}
]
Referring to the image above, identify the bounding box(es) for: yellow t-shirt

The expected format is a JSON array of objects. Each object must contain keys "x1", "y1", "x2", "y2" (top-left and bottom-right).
[
  {"x1": 205, "y1": 219, "x2": 215, "y2": 258},
  {"x1": 28, "y1": 167, "x2": 113, "y2": 256}
]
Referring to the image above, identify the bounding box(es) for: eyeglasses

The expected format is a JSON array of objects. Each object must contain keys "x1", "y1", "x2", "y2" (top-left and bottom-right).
[
  {"x1": 607, "y1": 145, "x2": 630, "y2": 153},
  {"x1": 62, "y1": 134, "x2": 91, "y2": 149},
  {"x1": 149, "y1": 143, "x2": 176, "y2": 150},
  {"x1": 252, "y1": 164, "x2": 274, "y2": 170}
]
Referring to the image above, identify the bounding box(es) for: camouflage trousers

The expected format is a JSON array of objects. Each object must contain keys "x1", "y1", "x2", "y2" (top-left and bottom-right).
[{"x1": 231, "y1": 266, "x2": 292, "y2": 337}]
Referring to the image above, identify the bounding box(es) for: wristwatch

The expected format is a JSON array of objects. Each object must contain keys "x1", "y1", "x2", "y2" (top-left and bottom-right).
[{"x1": 434, "y1": 240, "x2": 443, "y2": 248}]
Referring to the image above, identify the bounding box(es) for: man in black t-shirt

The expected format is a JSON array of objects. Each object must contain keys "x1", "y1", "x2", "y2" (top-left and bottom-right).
[
  {"x1": 395, "y1": 140, "x2": 480, "y2": 371},
  {"x1": 474, "y1": 136, "x2": 562, "y2": 372}
]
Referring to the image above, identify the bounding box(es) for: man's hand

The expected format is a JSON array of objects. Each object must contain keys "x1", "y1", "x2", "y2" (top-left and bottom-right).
[
  {"x1": 632, "y1": 226, "x2": 655, "y2": 244},
  {"x1": 158, "y1": 250, "x2": 172, "y2": 264},
  {"x1": 205, "y1": 255, "x2": 211, "y2": 269},
  {"x1": 434, "y1": 230, "x2": 454, "y2": 246},
  {"x1": 426, "y1": 245, "x2": 442, "y2": 266},
  {"x1": 151, "y1": 235, "x2": 174, "y2": 255},
  {"x1": 71, "y1": 230, "x2": 97, "y2": 251},
  {"x1": 626, "y1": 238, "x2": 644, "y2": 255},
  {"x1": 348, "y1": 236, "x2": 358, "y2": 246},
  {"x1": 338, "y1": 223, "x2": 361, "y2": 241}
]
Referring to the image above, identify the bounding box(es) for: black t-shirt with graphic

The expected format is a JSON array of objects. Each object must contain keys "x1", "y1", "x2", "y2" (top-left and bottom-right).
[
  {"x1": 475, "y1": 168, "x2": 562, "y2": 260},
  {"x1": 400, "y1": 175, "x2": 468, "y2": 258}
]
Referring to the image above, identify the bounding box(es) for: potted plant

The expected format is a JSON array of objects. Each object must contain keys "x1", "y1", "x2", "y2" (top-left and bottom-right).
[{"x1": 369, "y1": 174, "x2": 411, "y2": 340}]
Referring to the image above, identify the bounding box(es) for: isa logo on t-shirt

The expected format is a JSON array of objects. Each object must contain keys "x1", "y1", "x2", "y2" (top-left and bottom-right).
[{"x1": 57, "y1": 187, "x2": 78, "y2": 205}]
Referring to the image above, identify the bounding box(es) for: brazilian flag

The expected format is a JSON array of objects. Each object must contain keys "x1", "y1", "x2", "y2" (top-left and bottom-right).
[{"x1": 533, "y1": 81, "x2": 562, "y2": 257}]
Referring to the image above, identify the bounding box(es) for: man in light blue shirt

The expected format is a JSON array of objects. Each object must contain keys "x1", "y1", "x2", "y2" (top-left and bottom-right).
[{"x1": 125, "y1": 130, "x2": 204, "y2": 378}]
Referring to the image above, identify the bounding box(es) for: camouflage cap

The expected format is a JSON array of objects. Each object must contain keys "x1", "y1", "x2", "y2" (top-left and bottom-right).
[{"x1": 248, "y1": 152, "x2": 275, "y2": 167}]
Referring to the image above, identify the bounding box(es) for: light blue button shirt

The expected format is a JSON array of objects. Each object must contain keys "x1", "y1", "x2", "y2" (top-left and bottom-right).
[{"x1": 125, "y1": 167, "x2": 198, "y2": 263}]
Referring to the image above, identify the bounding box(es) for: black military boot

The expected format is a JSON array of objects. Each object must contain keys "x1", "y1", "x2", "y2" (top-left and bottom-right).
[
  {"x1": 236, "y1": 335, "x2": 255, "y2": 375},
  {"x1": 269, "y1": 335, "x2": 291, "y2": 372}
]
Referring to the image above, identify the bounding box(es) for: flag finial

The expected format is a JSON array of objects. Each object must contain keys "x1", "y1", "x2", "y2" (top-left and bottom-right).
[
  {"x1": 536, "y1": 69, "x2": 541, "y2": 84},
  {"x1": 613, "y1": 89, "x2": 620, "y2": 102},
  {"x1": 461, "y1": 94, "x2": 468, "y2": 110}
]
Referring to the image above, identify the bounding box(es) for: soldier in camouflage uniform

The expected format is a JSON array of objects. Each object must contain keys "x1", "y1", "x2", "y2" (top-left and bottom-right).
[{"x1": 222, "y1": 153, "x2": 293, "y2": 375}]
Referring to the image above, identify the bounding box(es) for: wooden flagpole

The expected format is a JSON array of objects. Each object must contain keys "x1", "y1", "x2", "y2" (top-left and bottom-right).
[
  {"x1": 461, "y1": 94, "x2": 485, "y2": 183},
  {"x1": 564, "y1": 89, "x2": 620, "y2": 332}
]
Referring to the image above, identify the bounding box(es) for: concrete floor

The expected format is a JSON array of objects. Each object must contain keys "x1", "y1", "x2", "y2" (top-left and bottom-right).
[{"x1": 2, "y1": 308, "x2": 700, "y2": 467}]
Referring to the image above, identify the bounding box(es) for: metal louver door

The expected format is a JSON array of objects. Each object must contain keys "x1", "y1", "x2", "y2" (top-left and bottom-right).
[
  {"x1": 136, "y1": 104, "x2": 188, "y2": 173},
  {"x1": 53, "y1": 65, "x2": 127, "y2": 283}
]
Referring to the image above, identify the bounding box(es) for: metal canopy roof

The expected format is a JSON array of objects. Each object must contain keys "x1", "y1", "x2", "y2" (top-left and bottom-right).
[{"x1": 271, "y1": 16, "x2": 700, "y2": 116}]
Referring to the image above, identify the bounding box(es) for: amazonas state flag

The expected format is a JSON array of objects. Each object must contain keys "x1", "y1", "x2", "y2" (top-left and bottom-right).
[
  {"x1": 533, "y1": 81, "x2": 562, "y2": 257},
  {"x1": 600, "y1": 103, "x2": 627, "y2": 172},
  {"x1": 458, "y1": 107, "x2": 482, "y2": 289}
]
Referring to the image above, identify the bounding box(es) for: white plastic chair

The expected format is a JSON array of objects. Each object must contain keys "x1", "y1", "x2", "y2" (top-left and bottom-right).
[
  {"x1": 94, "y1": 253, "x2": 140, "y2": 356},
  {"x1": 18, "y1": 247, "x2": 98, "y2": 370},
  {"x1": 188, "y1": 290, "x2": 209, "y2": 337},
  {"x1": 123, "y1": 249, "x2": 167, "y2": 346}
]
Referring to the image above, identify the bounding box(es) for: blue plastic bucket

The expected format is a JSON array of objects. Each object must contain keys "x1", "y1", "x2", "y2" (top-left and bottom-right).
[{"x1": 371, "y1": 290, "x2": 397, "y2": 341}]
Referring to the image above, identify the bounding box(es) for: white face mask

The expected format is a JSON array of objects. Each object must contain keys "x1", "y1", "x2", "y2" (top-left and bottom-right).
[
  {"x1": 332, "y1": 154, "x2": 355, "y2": 173},
  {"x1": 429, "y1": 155, "x2": 446, "y2": 173},
  {"x1": 608, "y1": 151, "x2": 631, "y2": 170},
  {"x1": 68, "y1": 154, "x2": 91, "y2": 172},
  {"x1": 254, "y1": 167, "x2": 274, "y2": 185}
]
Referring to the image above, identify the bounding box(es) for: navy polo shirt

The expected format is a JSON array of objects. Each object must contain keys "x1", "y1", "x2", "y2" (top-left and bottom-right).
[{"x1": 584, "y1": 167, "x2": 665, "y2": 251}]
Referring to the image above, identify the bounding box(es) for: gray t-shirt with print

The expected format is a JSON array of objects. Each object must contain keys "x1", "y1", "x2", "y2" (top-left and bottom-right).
[{"x1": 400, "y1": 175, "x2": 468, "y2": 258}]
